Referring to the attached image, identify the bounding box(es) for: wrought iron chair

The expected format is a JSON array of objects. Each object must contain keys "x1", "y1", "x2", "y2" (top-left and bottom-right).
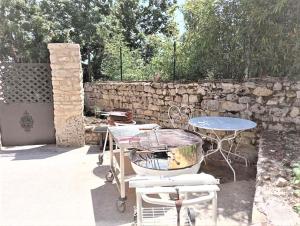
[
  {"x1": 168, "y1": 105, "x2": 216, "y2": 165},
  {"x1": 168, "y1": 105, "x2": 194, "y2": 130}
]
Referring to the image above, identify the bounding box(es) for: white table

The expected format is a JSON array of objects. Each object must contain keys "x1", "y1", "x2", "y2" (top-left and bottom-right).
[
  {"x1": 189, "y1": 116, "x2": 256, "y2": 181},
  {"x1": 105, "y1": 123, "x2": 160, "y2": 212}
]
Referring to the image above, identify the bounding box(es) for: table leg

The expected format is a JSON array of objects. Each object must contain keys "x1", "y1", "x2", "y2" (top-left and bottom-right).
[
  {"x1": 136, "y1": 191, "x2": 142, "y2": 226},
  {"x1": 212, "y1": 192, "x2": 218, "y2": 226},
  {"x1": 120, "y1": 147, "x2": 126, "y2": 200},
  {"x1": 219, "y1": 149, "x2": 236, "y2": 182},
  {"x1": 98, "y1": 129, "x2": 109, "y2": 165},
  {"x1": 115, "y1": 146, "x2": 127, "y2": 213},
  {"x1": 222, "y1": 150, "x2": 248, "y2": 167},
  {"x1": 109, "y1": 133, "x2": 113, "y2": 168},
  {"x1": 103, "y1": 129, "x2": 109, "y2": 153}
]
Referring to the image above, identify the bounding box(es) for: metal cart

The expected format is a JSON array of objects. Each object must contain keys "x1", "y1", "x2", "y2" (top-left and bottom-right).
[
  {"x1": 104, "y1": 124, "x2": 160, "y2": 212},
  {"x1": 129, "y1": 174, "x2": 220, "y2": 226}
]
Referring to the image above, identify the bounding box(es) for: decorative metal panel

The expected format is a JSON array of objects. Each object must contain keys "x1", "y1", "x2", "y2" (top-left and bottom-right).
[
  {"x1": 0, "y1": 62, "x2": 55, "y2": 146},
  {"x1": 0, "y1": 63, "x2": 53, "y2": 103},
  {"x1": 20, "y1": 111, "x2": 34, "y2": 132}
]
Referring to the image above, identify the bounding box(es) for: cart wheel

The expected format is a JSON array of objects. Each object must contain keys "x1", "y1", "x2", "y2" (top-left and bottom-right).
[
  {"x1": 105, "y1": 171, "x2": 114, "y2": 182},
  {"x1": 98, "y1": 154, "x2": 104, "y2": 165},
  {"x1": 116, "y1": 199, "x2": 126, "y2": 213},
  {"x1": 187, "y1": 208, "x2": 196, "y2": 225}
]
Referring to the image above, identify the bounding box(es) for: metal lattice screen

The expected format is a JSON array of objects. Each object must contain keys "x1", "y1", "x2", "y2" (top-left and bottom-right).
[{"x1": 0, "y1": 63, "x2": 53, "y2": 104}]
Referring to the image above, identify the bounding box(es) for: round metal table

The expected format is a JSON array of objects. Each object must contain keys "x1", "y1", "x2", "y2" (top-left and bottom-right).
[{"x1": 189, "y1": 116, "x2": 257, "y2": 181}]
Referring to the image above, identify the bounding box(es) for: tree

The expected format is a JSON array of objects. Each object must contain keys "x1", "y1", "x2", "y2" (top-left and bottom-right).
[
  {"x1": 0, "y1": 0, "x2": 50, "y2": 62},
  {"x1": 0, "y1": 0, "x2": 113, "y2": 81},
  {"x1": 181, "y1": 0, "x2": 300, "y2": 79},
  {"x1": 39, "y1": 0, "x2": 112, "y2": 81},
  {"x1": 115, "y1": 0, "x2": 177, "y2": 49}
]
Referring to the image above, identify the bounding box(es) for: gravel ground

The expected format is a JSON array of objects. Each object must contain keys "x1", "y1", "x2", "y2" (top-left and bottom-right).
[{"x1": 253, "y1": 131, "x2": 300, "y2": 226}]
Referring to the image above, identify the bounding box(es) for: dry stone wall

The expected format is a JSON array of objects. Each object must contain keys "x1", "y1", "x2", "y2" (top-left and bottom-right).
[
  {"x1": 84, "y1": 78, "x2": 300, "y2": 131},
  {"x1": 48, "y1": 43, "x2": 85, "y2": 147}
]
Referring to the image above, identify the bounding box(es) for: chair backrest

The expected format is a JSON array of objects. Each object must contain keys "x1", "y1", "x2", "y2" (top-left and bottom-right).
[{"x1": 168, "y1": 105, "x2": 193, "y2": 130}]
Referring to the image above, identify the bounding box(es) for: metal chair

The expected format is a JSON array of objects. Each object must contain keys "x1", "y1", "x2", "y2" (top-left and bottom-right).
[
  {"x1": 168, "y1": 105, "x2": 212, "y2": 164},
  {"x1": 168, "y1": 105, "x2": 194, "y2": 130}
]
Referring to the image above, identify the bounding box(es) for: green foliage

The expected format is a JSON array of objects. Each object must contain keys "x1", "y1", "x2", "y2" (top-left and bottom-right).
[
  {"x1": 102, "y1": 34, "x2": 146, "y2": 81},
  {"x1": 0, "y1": 0, "x2": 176, "y2": 81},
  {"x1": 181, "y1": 0, "x2": 300, "y2": 79},
  {"x1": 292, "y1": 162, "x2": 300, "y2": 184},
  {"x1": 0, "y1": 0, "x2": 50, "y2": 62},
  {"x1": 101, "y1": 34, "x2": 176, "y2": 81},
  {"x1": 0, "y1": 0, "x2": 299, "y2": 81},
  {"x1": 115, "y1": 0, "x2": 177, "y2": 49},
  {"x1": 39, "y1": 0, "x2": 112, "y2": 81}
]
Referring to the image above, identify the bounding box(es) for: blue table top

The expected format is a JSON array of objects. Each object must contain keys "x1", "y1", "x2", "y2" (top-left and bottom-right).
[{"x1": 189, "y1": 116, "x2": 257, "y2": 131}]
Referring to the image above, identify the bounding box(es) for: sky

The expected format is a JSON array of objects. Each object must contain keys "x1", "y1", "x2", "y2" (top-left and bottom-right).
[{"x1": 175, "y1": 0, "x2": 186, "y2": 35}]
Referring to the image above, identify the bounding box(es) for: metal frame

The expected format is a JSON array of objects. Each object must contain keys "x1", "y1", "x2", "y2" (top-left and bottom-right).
[
  {"x1": 105, "y1": 124, "x2": 160, "y2": 212},
  {"x1": 98, "y1": 120, "x2": 136, "y2": 165},
  {"x1": 168, "y1": 105, "x2": 194, "y2": 130},
  {"x1": 131, "y1": 177, "x2": 219, "y2": 226},
  {"x1": 196, "y1": 129, "x2": 248, "y2": 182}
]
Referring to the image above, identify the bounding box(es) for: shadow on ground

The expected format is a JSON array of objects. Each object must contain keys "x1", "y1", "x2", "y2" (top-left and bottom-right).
[
  {"x1": 0, "y1": 144, "x2": 75, "y2": 160},
  {"x1": 200, "y1": 154, "x2": 257, "y2": 224},
  {"x1": 90, "y1": 151, "x2": 257, "y2": 226},
  {"x1": 91, "y1": 164, "x2": 136, "y2": 226}
]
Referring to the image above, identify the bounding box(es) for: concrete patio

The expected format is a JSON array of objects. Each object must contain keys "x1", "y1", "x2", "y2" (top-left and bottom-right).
[{"x1": 0, "y1": 145, "x2": 256, "y2": 226}]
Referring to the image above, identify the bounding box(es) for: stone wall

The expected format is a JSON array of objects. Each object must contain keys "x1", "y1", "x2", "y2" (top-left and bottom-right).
[
  {"x1": 84, "y1": 78, "x2": 300, "y2": 131},
  {"x1": 48, "y1": 43, "x2": 85, "y2": 147}
]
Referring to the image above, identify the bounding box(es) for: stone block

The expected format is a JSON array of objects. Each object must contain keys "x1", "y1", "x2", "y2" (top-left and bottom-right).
[
  {"x1": 226, "y1": 94, "x2": 238, "y2": 101},
  {"x1": 244, "y1": 82, "x2": 256, "y2": 89},
  {"x1": 256, "y1": 96, "x2": 264, "y2": 104},
  {"x1": 268, "y1": 123, "x2": 285, "y2": 131},
  {"x1": 239, "y1": 96, "x2": 251, "y2": 104},
  {"x1": 178, "y1": 86, "x2": 188, "y2": 94},
  {"x1": 221, "y1": 101, "x2": 246, "y2": 112},
  {"x1": 174, "y1": 95, "x2": 182, "y2": 103},
  {"x1": 291, "y1": 82, "x2": 300, "y2": 90},
  {"x1": 148, "y1": 104, "x2": 159, "y2": 111},
  {"x1": 201, "y1": 100, "x2": 219, "y2": 111},
  {"x1": 253, "y1": 87, "x2": 273, "y2": 96},
  {"x1": 196, "y1": 87, "x2": 206, "y2": 95},
  {"x1": 250, "y1": 104, "x2": 266, "y2": 114},
  {"x1": 290, "y1": 107, "x2": 299, "y2": 117},
  {"x1": 273, "y1": 82, "x2": 282, "y2": 91},
  {"x1": 181, "y1": 94, "x2": 188, "y2": 103},
  {"x1": 189, "y1": 95, "x2": 199, "y2": 103},
  {"x1": 269, "y1": 107, "x2": 289, "y2": 117},
  {"x1": 266, "y1": 98, "x2": 278, "y2": 105},
  {"x1": 286, "y1": 91, "x2": 296, "y2": 98},
  {"x1": 221, "y1": 83, "x2": 234, "y2": 93}
]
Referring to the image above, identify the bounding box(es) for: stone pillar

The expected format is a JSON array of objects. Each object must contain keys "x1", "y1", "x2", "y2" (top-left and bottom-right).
[{"x1": 48, "y1": 43, "x2": 85, "y2": 147}]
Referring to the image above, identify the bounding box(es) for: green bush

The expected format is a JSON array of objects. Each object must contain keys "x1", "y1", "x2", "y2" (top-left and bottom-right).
[{"x1": 180, "y1": 0, "x2": 300, "y2": 79}]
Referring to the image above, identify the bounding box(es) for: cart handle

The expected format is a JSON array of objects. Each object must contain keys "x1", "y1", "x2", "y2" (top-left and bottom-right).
[{"x1": 140, "y1": 192, "x2": 216, "y2": 207}]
